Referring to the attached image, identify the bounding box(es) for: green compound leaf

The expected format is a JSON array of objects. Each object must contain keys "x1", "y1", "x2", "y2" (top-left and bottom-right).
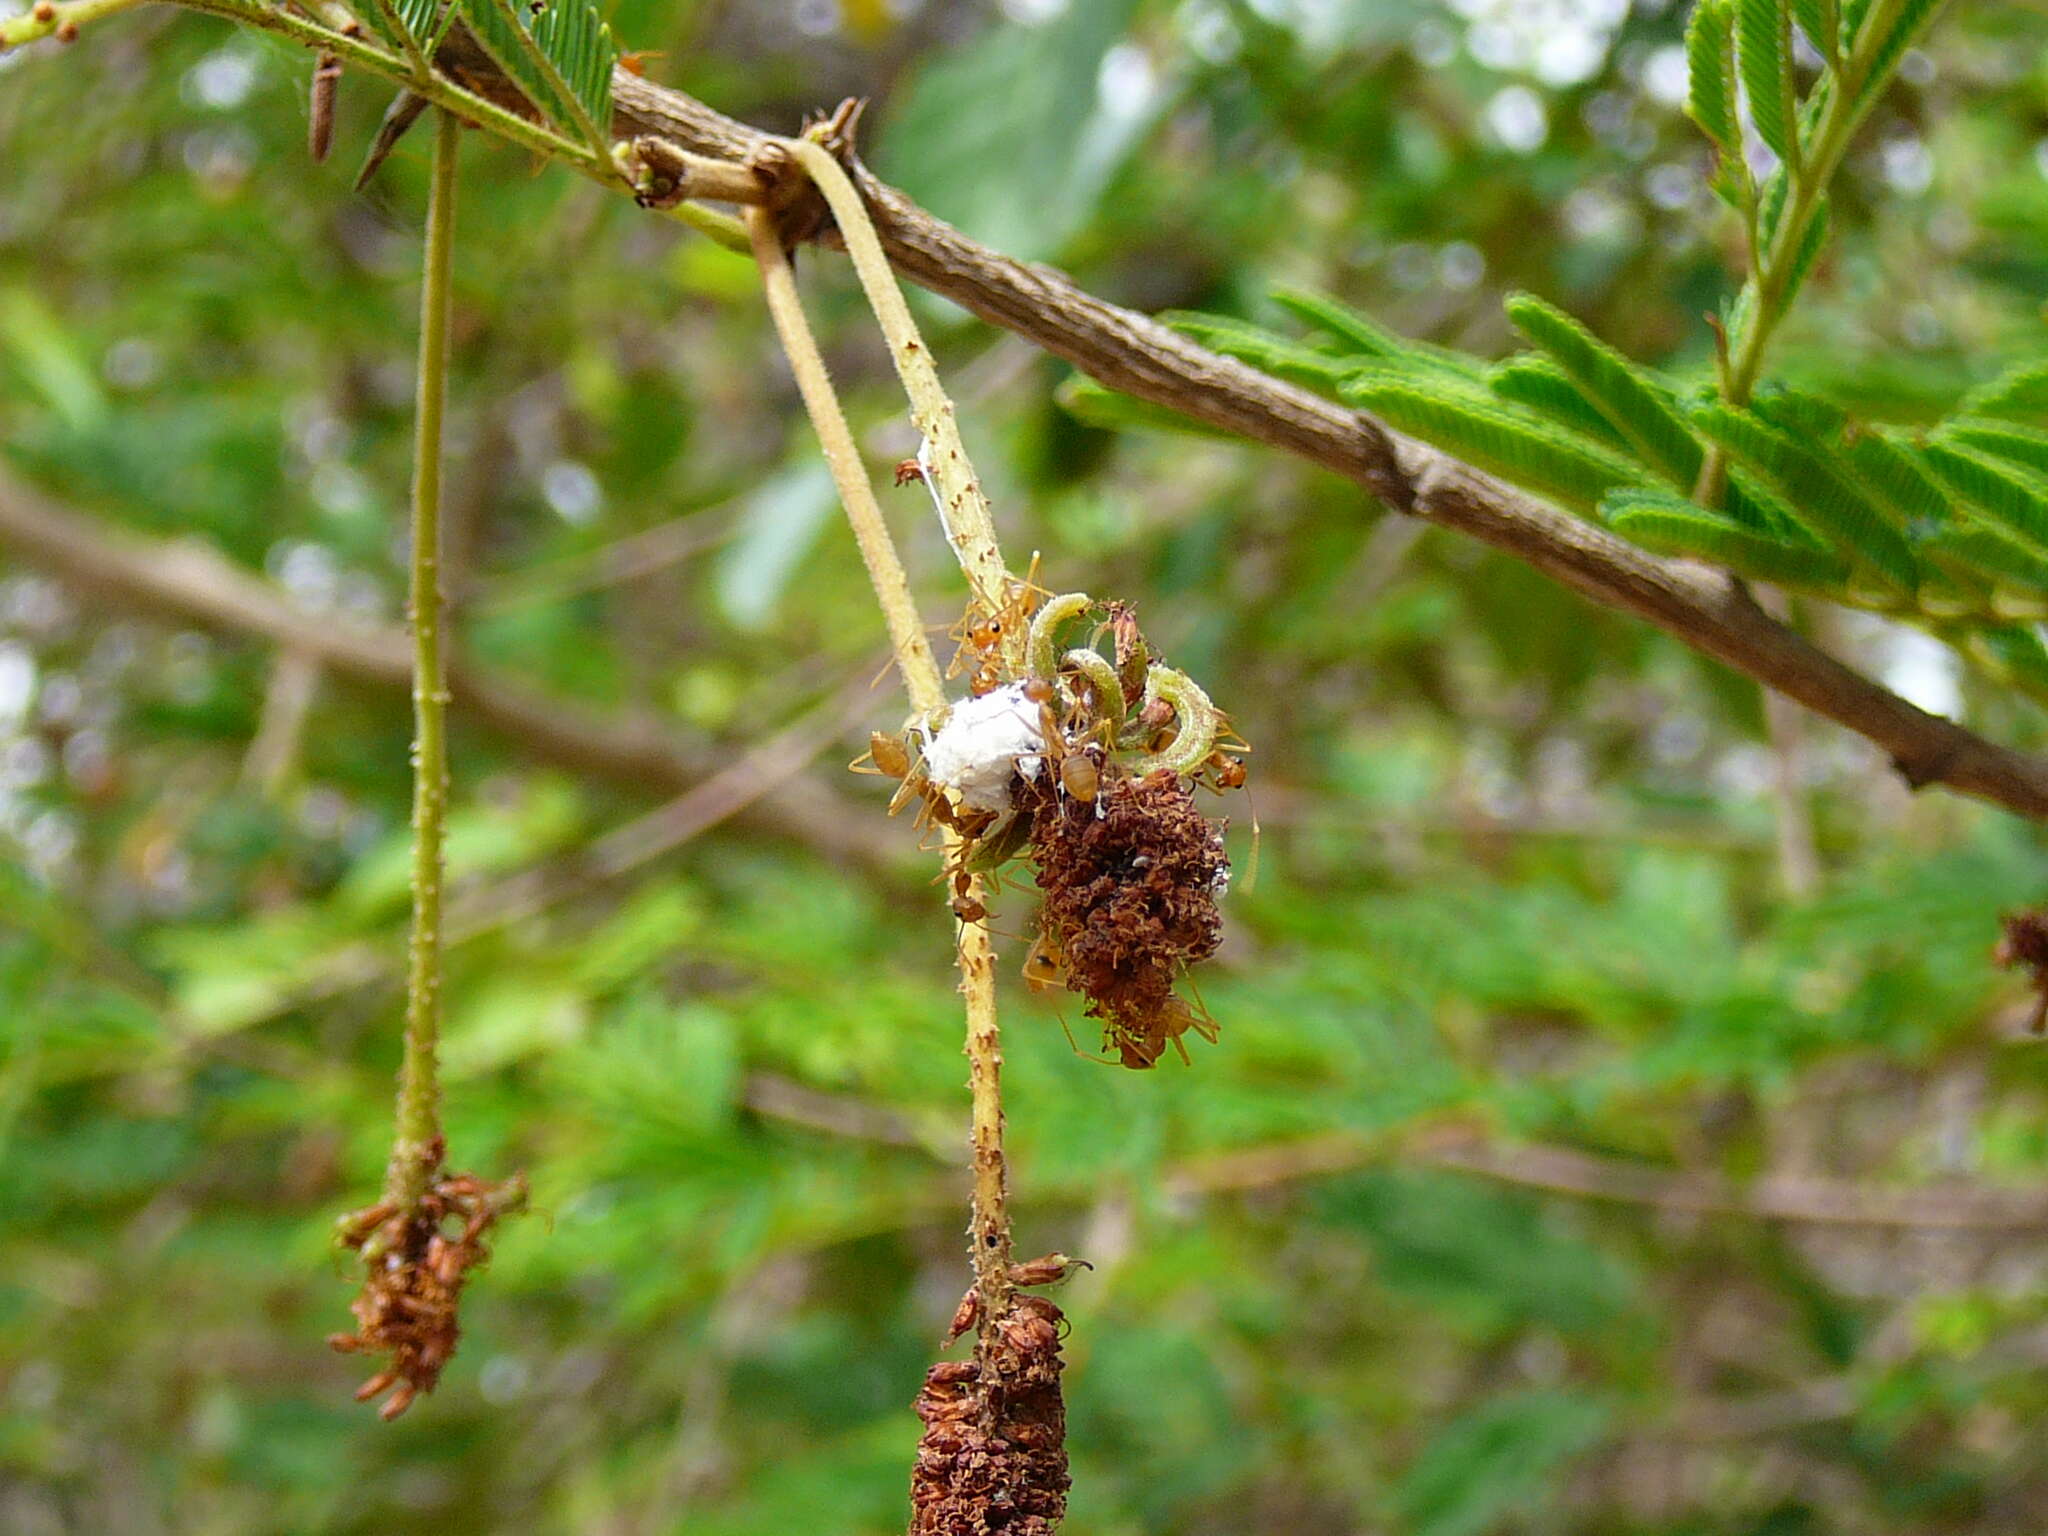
[
  {"x1": 1486, "y1": 357, "x2": 1633, "y2": 455},
  {"x1": 1960, "y1": 361, "x2": 2048, "y2": 424},
  {"x1": 1164, "y1": 312, "x2": 1358, "y2": 393},
  {"x1": 1918, "y1": 526, "x2": 2048, "y2": 616},
  {"x1": 1345, "y1": 372, "x2": 1652, "y2": 516},
  {"x1": 1791, "y1": 0, "x2": 1840, "y2": 64},
  {"x1": 1268, "y1": 287, "x2": 1490, "y2": 383},
  {"x1": 1847, "y1": 0, "x2": 1949, "y2": 114},
  {"x1": 1736, "y1": 0, "x2": 1798, "y2": 164},
  {"x1": 1505, "y1": 293, "x2": 1703, "y2": 490},
  {"x1": 1692, "y1": 404, "x2": 1918, "y2": 589},
  {"x1": 357, "y1": 0, "x2": 441, "y2": 54},
  {"x1": 459, "y1": 0, "x2": 615, "y2": 155},
  {"x1": 1603, "y1": 488, "x2": 1850, "y2": 588},
  {"x1": 1923, "y1": 440, "x2": 2048, "y2": 558},
  {"x1": 1686, "y1": 0, "x2": 1741, "y2": 151},
  {"x1": 1946, "y1": 422, "x2": 2048, "y2": 482}
]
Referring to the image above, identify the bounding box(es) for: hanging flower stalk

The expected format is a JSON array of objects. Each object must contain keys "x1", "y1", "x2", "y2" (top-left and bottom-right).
[
  {"x1": 329, "y1": 110, "x2": 525, "y2": 1421},
  {"x1": 627, "y1": 103, "x2": 1247, "y2": 1531}
]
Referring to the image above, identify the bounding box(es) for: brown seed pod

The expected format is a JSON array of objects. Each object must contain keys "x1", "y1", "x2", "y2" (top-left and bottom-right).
[{"x1": 308, "y1": 50, "x2": 342, "y2": 162}]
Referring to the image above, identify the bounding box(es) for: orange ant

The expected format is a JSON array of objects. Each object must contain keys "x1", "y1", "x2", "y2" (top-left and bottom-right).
[
  {"x1": 1192, "y1": 729, "x2": 1258, "y2": 892},
  {"x1": 948, "y1": 556, "x2": 1049, "y2": 696}
]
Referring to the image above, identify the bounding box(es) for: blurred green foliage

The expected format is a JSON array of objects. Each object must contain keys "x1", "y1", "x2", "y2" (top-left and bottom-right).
[{"x1": 4, "y1": 1, "x2": 2048, "y2": 1532}]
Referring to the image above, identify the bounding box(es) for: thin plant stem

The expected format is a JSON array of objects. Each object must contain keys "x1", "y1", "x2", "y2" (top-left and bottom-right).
[
  {"x1": 1687, "y1": 0, "x2": 1922, "y2": 877},
  {"x1": 0, "y1": 0, "x2": 144, "y2": 49},
  {"x1": 744, "y1": 202, "x2": 1016, "y2": 1332},
  {"x1": 1696, "y1": 0, "x2": 1920, "y2": 503},
  {"x1": 745, "y1": 208, "x2": 943, "y2": 718},
  {"x1": 384, "y1": 109, "x2": 460, "y2": 1213},
  {"x1": 784, "y1": 140, "x2": 1018, "y2": 668}
]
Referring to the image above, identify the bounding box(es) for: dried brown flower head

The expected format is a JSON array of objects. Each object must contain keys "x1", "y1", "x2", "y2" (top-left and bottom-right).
[
  {"x1": 909, "y1": 1294, "x2": 1069, "y2": 1536},
  {"x1": 1023, "y1": 765, "x2": 1227, "y2": 1068},
  {"x1": 1996, "y1": 908, "x2": 2048, "y2": 1035},
  {"x1": 329, "y1": 1165, "x2": 527, "y2": 1419}
]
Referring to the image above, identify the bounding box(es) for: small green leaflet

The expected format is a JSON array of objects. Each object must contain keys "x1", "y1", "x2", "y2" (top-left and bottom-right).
[
  {"x1": 1964, "y1": 624, "x2": 2048, "y2": 699},
  {"x1": 1602, "y1": 488, "x2": 1849, "y2": 588},
  {"x1": 1961, "y1": 362, "x2": 2048, "y2": 424},
  {"x1": 1054, "y1": 373, "x2": 1230, "y2": 439},
  {"x1": 1692, "y1": 404, "x2": 1918, "y2": 590},
  {"x1": 1164, "y1": 312, "x2": 1357, "y2": 393},
  {"x1": 1345, "y1": 373, "x2": 1650, "y2": 516},
  {"x1": 1790, "y1": 0, "x2": 1840, "y2": 64},
  {"x1": 1919, "y1": 526, "x2": 2048, "y2": 614},
  {"x1": 1848, "y1": 0, "x2": 1950, "y2": 115},
  {"x1": 1726, "y1": 465, "x2": 1823, "y2": 542},
  {"x1": 1736, "y1": 0, "x2": 1799, "y2": 165},
  {"x1": 1841, "y1": 427, "x2": 1949, "y2": 534},
  {"x1": 1487, "y1": 358, "x2": 1633, "y2": 455},
  {"x1": 1269, "y1": 287, "x2": 1489, "y2": 383},
  {"x1": 1505, "y1": 293, "x2": 1702, "y2": 491},
  {"x1": 1923, "y1": 441, "x2": 2048, "y2": 558},
  {"x1": 458, "y1": 0, "x2": 616, "y2": 153},
  {"x1": 1947, "y1": 422, "x2": 2048, "y2": 482},
  {"x1": 357, "y1": 0, "x2": 443, "y2": 55},
  {"x1": 1685, "y1": 0, "x2": 1740, "y2": 152}
]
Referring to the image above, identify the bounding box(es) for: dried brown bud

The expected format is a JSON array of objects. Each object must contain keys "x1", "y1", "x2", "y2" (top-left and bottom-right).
[
  {"x1": 909, "y1": 1296, "x2": 1069, "y2": 1535},
  {"x1": 1997, "y1": 908, "x2": 2048, "y2": 1034}
]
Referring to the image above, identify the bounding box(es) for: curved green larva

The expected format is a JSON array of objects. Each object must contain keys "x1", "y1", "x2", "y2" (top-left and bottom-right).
[
  {"x1": 1060, "y1": 647, "x2": 1125, "y2": 726},
  {"x1": 1129, "y1": 665, "x2": 1220, "y2": 778},
  {"x1": 1027, "y1": 591, "x2": 1094, "y2": 680}
]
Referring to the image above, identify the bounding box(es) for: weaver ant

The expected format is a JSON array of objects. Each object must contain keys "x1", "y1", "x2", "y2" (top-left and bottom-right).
[{"x1": 948, "y1": 556, "x2": 1048, "y2": 697}]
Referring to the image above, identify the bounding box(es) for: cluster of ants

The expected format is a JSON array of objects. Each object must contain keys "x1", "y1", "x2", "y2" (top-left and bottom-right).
[{"x1": 856, "y1": 562, "x2": 1248, "y2": 1069}]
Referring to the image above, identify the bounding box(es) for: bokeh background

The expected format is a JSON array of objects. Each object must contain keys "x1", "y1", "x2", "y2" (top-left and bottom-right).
[{"x1": 6, "y1": 1, "x2": 2048, "y2": 1531}]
